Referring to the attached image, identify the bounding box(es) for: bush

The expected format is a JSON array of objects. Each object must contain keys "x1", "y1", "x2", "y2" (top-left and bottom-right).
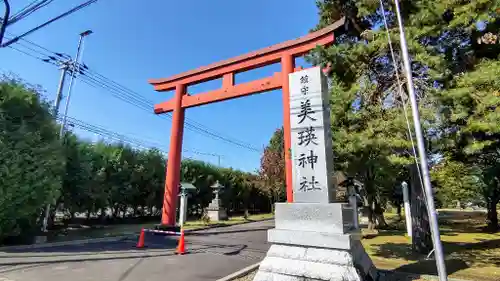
[{"x1": 0, "y1": 76, "x2": 64, "y2": 242}]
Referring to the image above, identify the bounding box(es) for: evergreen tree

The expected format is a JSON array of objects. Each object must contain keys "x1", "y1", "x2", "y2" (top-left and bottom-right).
[
  {"x1": 0, "y1": 76, "x2": 64, "y2": 240},
  {"x1": 311, "y1": 0, "x2": 440, "y2": 229},
  {"x1": 312, "y1": 0, "x2": 500, "y2": 233}
]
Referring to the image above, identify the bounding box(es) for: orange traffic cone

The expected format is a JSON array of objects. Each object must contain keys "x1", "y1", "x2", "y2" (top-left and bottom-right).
[
  {"x1": 175, "y1": 228, "x2": 186, "y2": 255},
  {"x1": 136, "y1": 228, "x2": 145, "y2": 248}
]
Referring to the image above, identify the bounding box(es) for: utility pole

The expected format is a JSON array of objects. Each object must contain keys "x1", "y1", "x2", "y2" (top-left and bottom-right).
[
  {"x1": 53, "y1": 63, "x2": 70, "y2": 115},
  {"x1": 0, "y1": 0, "x2": 10, "y2": 46},
  {"x1": 41, "y1": 29, "x2": 93, "y2": 233},
  {"x1": 59, "y1": 29, "x2": 93, "y2": 138},
  {"x1": 41, "y1": 63, "x2": 69, "y2": 233},
  {"x1": 392, "y1": 1, "x2": 448, "y2": 280}
]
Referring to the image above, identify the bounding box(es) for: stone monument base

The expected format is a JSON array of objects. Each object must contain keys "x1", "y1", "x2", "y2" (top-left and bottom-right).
[
  {"x1": 253, "y1": 203, "x2": 377, "y2": 281},
  {"x1": 207, "y1": 208, "x2": 228, "y2": 221}
]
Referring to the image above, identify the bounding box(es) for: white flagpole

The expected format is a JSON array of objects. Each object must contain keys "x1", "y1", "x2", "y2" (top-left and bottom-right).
[{"x1": 392, "y1": 1, "x2": 448, "y2": 280}]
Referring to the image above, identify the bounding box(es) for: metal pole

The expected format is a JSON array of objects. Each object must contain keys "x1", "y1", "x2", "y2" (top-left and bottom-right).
[
  {"x1": 0, "y1": 0, "x2": 10, "y2": 46},
  {"x1": 42, "y1": 30, "x2": 92, "y2": 233},
  {"x1": 41, "y1": 65, "x2": 69, "y2": 232},
  {"x1": 53, "y1": 64, "x2": 69, "y2": 115},
  {"x1": 59, "y1": 36, "x2": 83, "y2": 137},
  {"x1": 392, "y1": 1, "x2": 448, "y2": 280}
]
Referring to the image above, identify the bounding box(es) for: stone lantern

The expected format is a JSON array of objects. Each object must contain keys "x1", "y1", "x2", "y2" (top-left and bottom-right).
[{"x1": 206, "y1": 180, "x2": 228, "y2": 221}]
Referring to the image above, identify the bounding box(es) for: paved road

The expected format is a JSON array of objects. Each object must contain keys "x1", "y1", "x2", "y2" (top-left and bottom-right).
[{"x1": 0, "y1": 220, "x2": 273, "y2": 281}]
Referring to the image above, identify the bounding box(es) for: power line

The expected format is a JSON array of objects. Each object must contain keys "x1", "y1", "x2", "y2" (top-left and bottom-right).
[
  {"x1": 9, "y1": 0, "x2": 40, "y2": 20},
  {"x1": 378, "y1": 0, "x2": 425, "y2": 192},
  {"x1": 72, "y1": 77, "x2": 227, "y2": 158},
  {"x1": 1, "y1": 0, "x2": 99, "y2": 47},
  {"x1": 4, "y1": 43, "x2": 232, "y2": 158},
  {"x1": 65, "y1": 113, "x2": 219, "y2": 163},
  {"x1": 82, "y1": 69, "x2": 261, "y2": 151},
  {"x1": 7, "y1": 44, "x2": 46, "y2": 61},
  {"x1": 4, "y1": 35, "x2": 262, "y2": 153},
  {"x1": 58, "y1": 115, "x2": 221, "y2": 159},
  {"x1": 5, "y1": 31, "x2": 70, "y2": 58},
  {"x1": 59, "y1": 116, "x2": 166, "y2": 153},
  {"x1": 8, "y1": 0, "x2": 55, "y2": 26},
  {"x1": 76, "y1": 65, "x2": 260, "y2": 151},
  {"x1": 26, "y1": 37, "x2": 258, "y2": 151}
]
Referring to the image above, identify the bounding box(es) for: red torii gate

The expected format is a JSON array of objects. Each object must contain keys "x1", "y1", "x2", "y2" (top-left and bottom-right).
[{"x1": 149, "y1": 18, "x2": 345, "y2": 227}]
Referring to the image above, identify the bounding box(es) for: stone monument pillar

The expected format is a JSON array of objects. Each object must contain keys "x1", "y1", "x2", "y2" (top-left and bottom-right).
[
  {"x1": 178, "y1": 182, "x2": 197, "y2": 227},
  {"x1": 206, "y1": 180, "x2": 228, "y2": 221},
  {"x1": 402, "y1": 181, "x2": 412, "y2": 237},
  {"x1": 253, "y1": 67, "x2": 377, "y2": 281}
]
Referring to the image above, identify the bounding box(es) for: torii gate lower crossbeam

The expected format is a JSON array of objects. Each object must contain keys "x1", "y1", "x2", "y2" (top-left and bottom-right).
[{"x1": 149, "y1": 18, "x2": 345, "y2": 227}]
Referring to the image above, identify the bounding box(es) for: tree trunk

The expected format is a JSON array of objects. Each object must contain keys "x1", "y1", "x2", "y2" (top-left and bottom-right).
[
  {"x1": 243, "y1": 197, "x2": 250, "y2": 219},
  {"x1": 46, "y1": 203, "x2": 60, "y2": 229},
  {"x1": 487, "y1": 200, "x2": 499, "y2": 231},
  {"x1": 396, "y1": 204, "x2": 402, "y2": 220},
  {"x1": 374, "y1": 202, "x2": 388, "y2": 228},
  {"x1": 486, "y1": 179, "x2": 500, "y2": 231},
  {"x1": 367, "y1": 207, "x2": 376, "y2": 230},
  {"x1": 112, "y1": 206, "x2": 119, "y2": 219},
  {"x1": 366, "y1": 197, "x2": 377, "y2": 230},
  {"x1": 271, "y1": 191, "x2": 278, "y2": 214},
  {"x1": 98, "y1": 208, "x2": 106, "y2": 222},
  {"x1": 410, "y1": 164, "x2": 433, "y2": 254}
]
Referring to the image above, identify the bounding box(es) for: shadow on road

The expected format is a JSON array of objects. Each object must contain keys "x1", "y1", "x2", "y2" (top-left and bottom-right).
[
  {"x1": 0, "y1": 242, "x2": 243, "y2": 268},
  {"x1": 0, "y1": 231, "x2": 266, "y2": 264},
  {"x1": 1, "y1": 233, "x2": 177, "y2": 254},
  {"x1": 0, "y1": 252, "x2": 179, "y2": 267},
  {"x1": 0, "y1": 233, "x2": 182, "y2": 264}
]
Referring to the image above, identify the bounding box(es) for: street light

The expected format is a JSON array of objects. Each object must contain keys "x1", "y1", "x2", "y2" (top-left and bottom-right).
[
  {"x1": 80, "y1": 29, "x2": 93, "y2": 37},
  {"x1": 42, "y1": 29, "x2": 93, "y2": 234},
  {"x1": 58, "y1": 29, "x2": 93, "y2": 138}
]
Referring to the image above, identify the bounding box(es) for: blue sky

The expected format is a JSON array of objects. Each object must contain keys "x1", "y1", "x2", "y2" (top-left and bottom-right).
[{"x1": 0, "y1": 0, "x2": 319, "y2": 172}]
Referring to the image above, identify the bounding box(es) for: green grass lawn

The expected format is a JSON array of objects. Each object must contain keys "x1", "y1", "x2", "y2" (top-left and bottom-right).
[
  {"x1": 362, "y1": 210, "x2": 500, "y2": 281},
  {"x1": 49, "y1": 213, "x2": 274, "y2": 243}
]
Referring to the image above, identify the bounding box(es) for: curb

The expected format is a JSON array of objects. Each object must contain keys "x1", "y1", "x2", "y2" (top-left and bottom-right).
[
  {"x1": 0, "y1": 235, "x2": 131, "y2": 252},
  {"x1": 216, "y1": 262, "x2": 260, "y2": 281}
]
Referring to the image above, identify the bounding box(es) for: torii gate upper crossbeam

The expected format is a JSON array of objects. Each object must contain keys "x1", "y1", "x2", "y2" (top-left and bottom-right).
[{"x1": 149, "y1": 18, "x2": 345, "y2": 227}]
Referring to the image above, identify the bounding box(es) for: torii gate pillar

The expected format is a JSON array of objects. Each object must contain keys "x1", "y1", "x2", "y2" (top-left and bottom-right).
[
  {"x1": 149, "y1": 18, "x2": 345, "y2": 227},
  {"x1": 162, "y1": 84, "x2": 186, "y2": 226}
]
